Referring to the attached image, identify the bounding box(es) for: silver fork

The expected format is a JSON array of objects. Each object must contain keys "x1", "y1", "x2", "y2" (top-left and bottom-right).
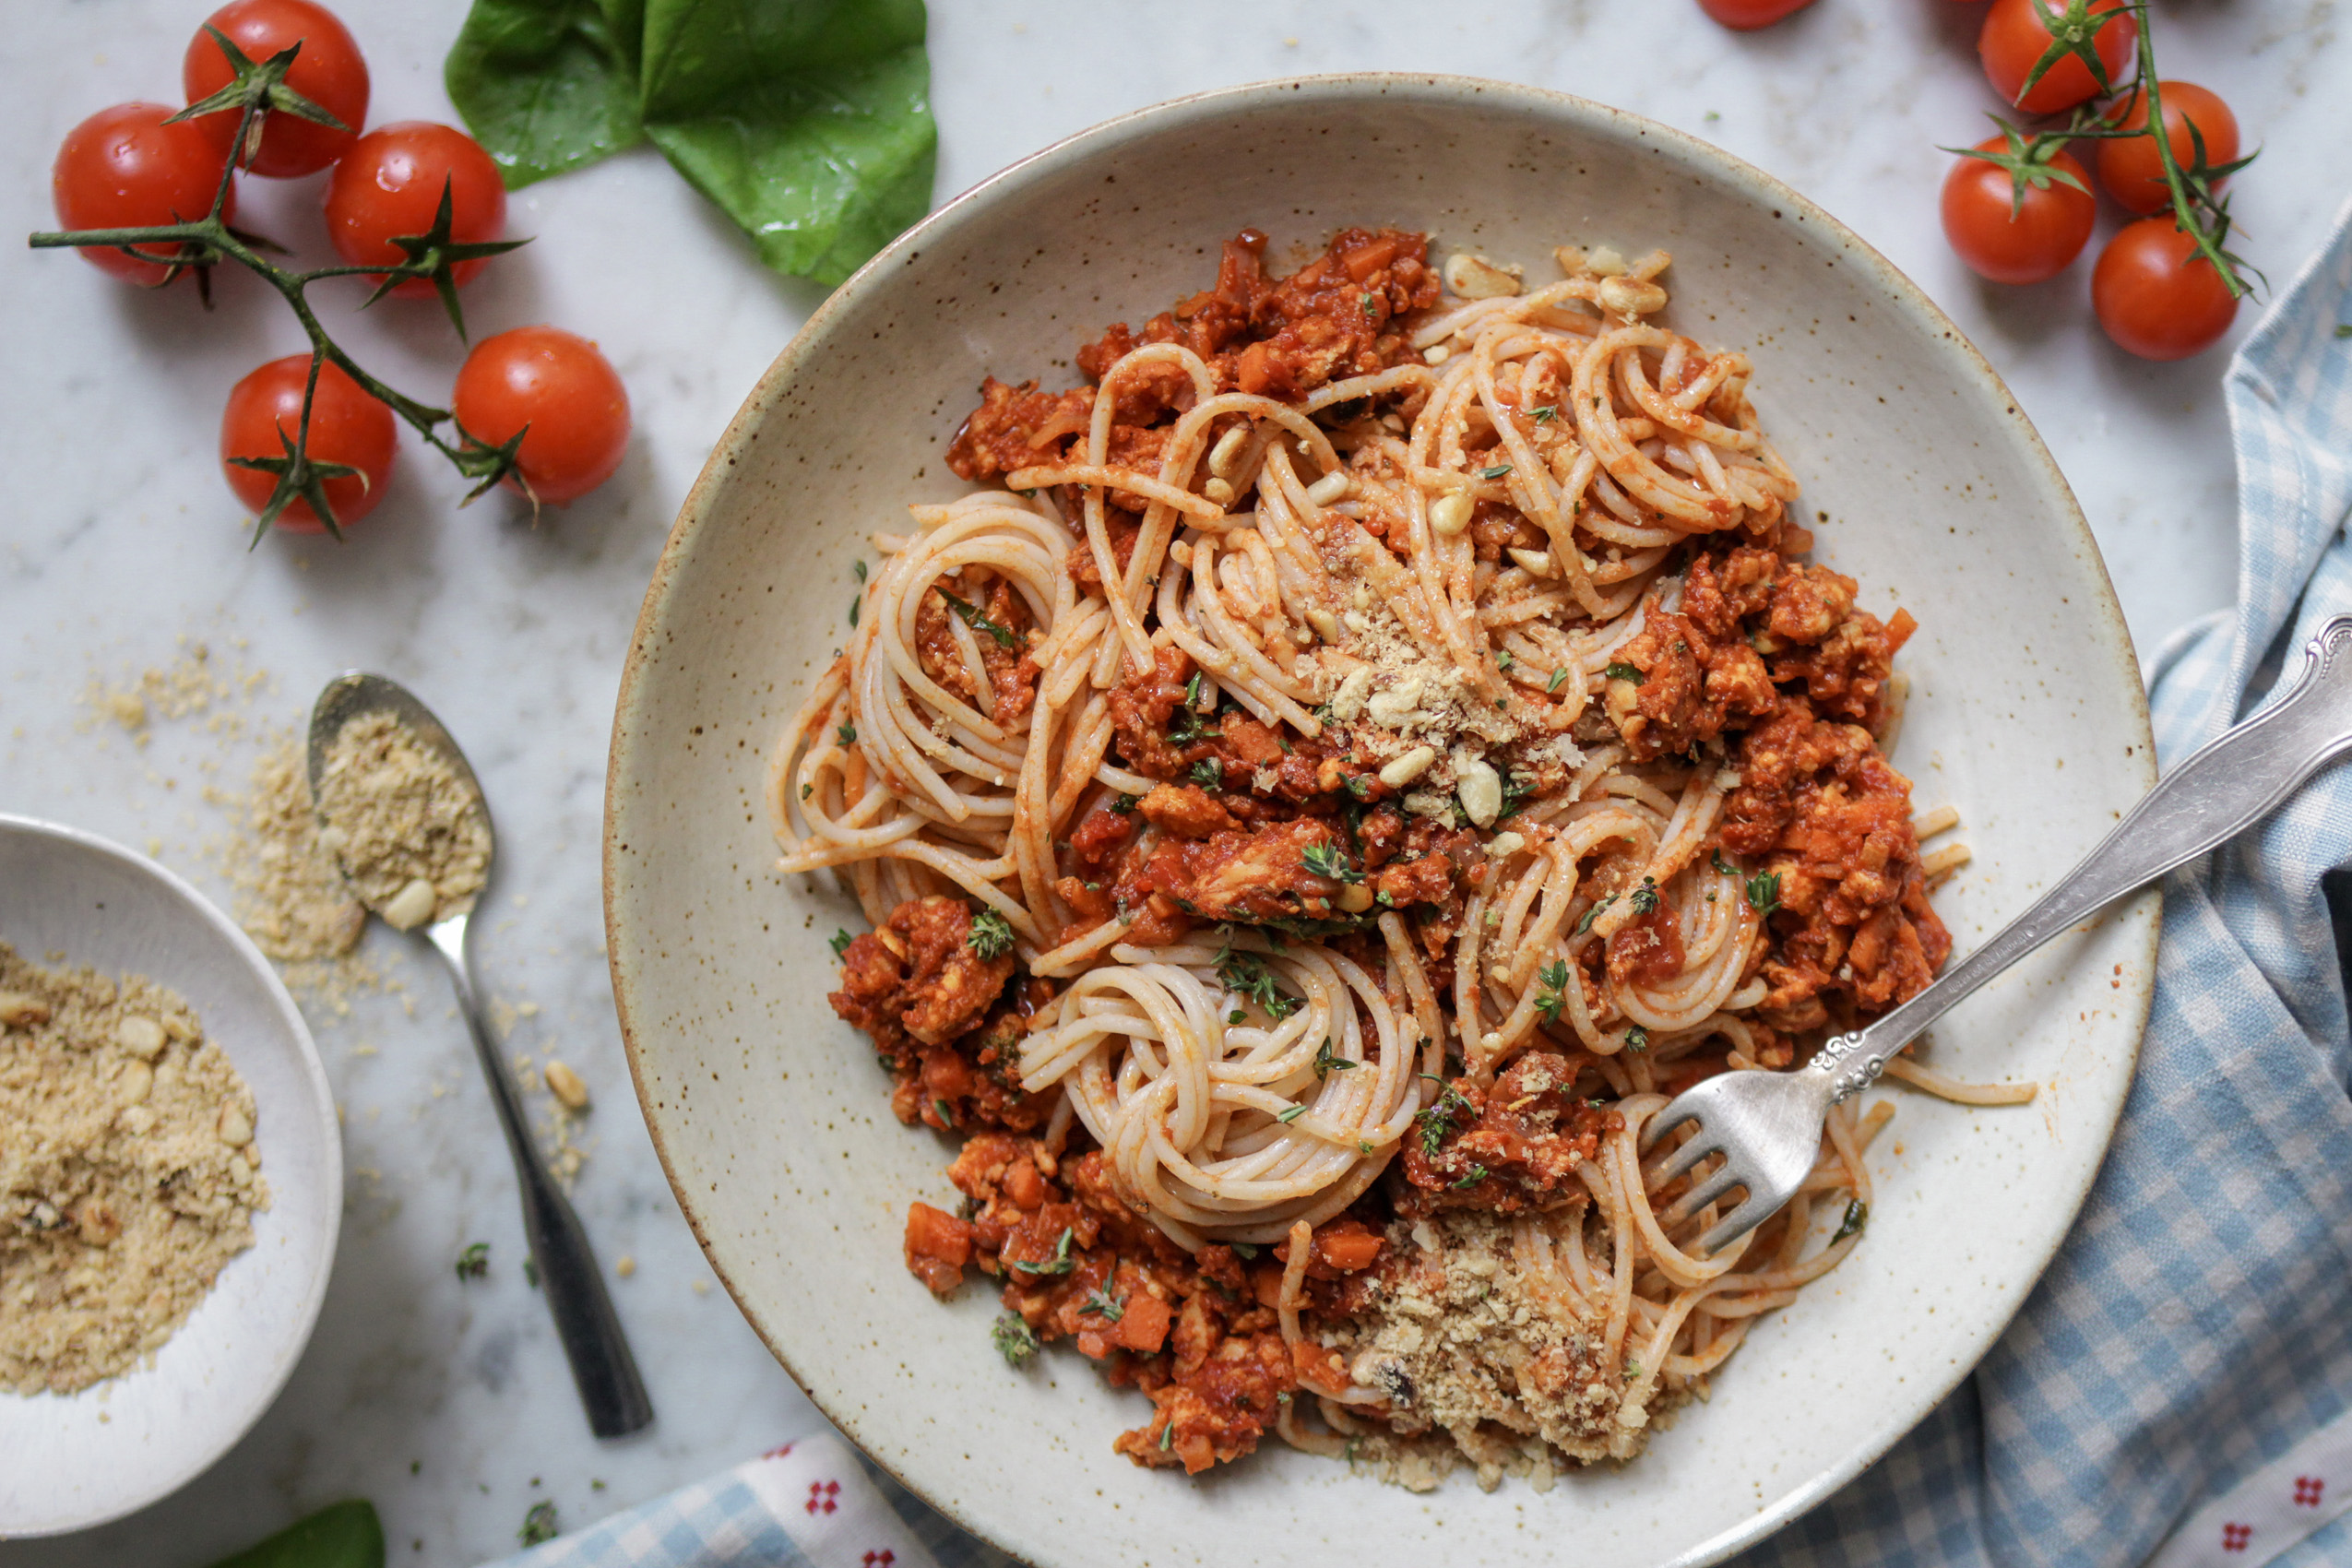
[{"x1": 1645, "y1": 613, "x2": 2352, "y2": 1254}]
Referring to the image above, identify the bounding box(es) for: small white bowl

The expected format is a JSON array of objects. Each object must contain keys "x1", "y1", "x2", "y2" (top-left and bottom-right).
[{"x1": 0, "y1": 814, "x2": 341, "y2": 1537}]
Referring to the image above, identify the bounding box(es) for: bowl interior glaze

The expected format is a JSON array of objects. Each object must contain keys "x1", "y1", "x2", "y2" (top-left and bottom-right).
[{"x1": 608, "y1": 76, "x2": 2156, "y2": 1568}]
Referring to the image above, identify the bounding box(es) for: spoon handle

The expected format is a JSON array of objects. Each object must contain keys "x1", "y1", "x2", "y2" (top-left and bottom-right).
[
  {"x1": 1813, "y1": 612, "x2": 2352, "y2": 1100},
  {"x1": 427, "y1": 914, "x2": 654, "y2": 1438}
]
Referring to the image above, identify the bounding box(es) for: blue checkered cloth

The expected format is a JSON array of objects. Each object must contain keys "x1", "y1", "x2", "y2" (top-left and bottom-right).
[
  {"x1": 1740, "y1": 199, "x2": 2352, "y2": 1568},
  {"x1": 485, "y1": 204, "x2": 2352, "y2": 1568}
]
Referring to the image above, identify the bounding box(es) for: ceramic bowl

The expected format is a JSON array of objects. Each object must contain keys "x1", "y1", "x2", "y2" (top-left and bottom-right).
[
  {"x1": 0, "y1": 814, "x2": 341, "y2": 1536},
  {"x1": 607, "y1": 75, "x2": 2156, "y2": 1568}
]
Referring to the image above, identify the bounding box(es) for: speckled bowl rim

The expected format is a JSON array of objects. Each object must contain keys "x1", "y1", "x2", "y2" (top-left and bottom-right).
[
  {"x1": 607, "y1": 72, "x2": 2156, "y2": 1568},
  {"x1": 0, "y1": 812, "x2": 341, "y2": 1536}
]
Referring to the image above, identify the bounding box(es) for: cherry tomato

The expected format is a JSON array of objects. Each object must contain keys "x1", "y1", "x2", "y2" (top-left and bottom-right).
[
  {"x1": 1941, "y1": 137, "x2": 2096, "y2": 285},
  {"x1": 51, "y1": 103, "x2": 236, "y2": 286},
  {"x1": 1696, "y1": 0, "x2": 1816, "y2": 27},
  {"x1": 1979, "y1": 0, "x2": 2137, "y2": 113},
  {"x1": 323, "y1": 122, "x2": 505, "y2": 299},
  {"x1": 2091, "y1": 219, "x2": 2239, "y2": 362},
  {"x1": 182, "y1": 0, "x2": 368, "y2": 178},
  {"x1": 2098, "y1": 81, "x2": 2240, "y2": 217},
  {"x1": 220, "y1": 355, "x2": 398, "y2": 531},
  {"x1": 452, "y1": 327, "x2": 632, "y2": 505}
]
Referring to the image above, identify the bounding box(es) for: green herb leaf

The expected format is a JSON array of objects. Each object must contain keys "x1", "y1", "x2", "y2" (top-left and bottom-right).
[
  {"x1": 992, "y1": 1311, "x2": 1039, "y2": 1367},
  {"x1": 1833, "y1": 1198, "x2": 1869, "y2": 1243},
  {"x1": 1711, "y1": 848, "x2": 1739, "y2": 876},
  {"x1": 1313, "y1": 1038, "x2": 1357, "y2": 1078},
  {"x1": 968, "y1": 906, "x2": 1016, "y2": 959},
  {"x1": 1624, "y1": 1024, "x2": 1648, "y2": 1051},
  {"x1": 1232, "y1": 1241, "x2": 1259, "y2": 1260},
  {"x1": 1548, "y1": 667, "x2": 1572, "y2": 694},
  {"x1": 1414, "y1": 1075, "x2": 1475, "y2": 1158},
  {"x1": 1301, "y1": 841, "x2": 1363, "y2": 884},
  {"x1": 1479, "y1": 463, "x2": 1513, "y2": 480},
  {"x1": 1020, "y1": 1226, "x2": 1076, "y2": 1277},
  {"x1": 203, "y1": 1500, "x2": 385, "y2": 1568},
  {"x1": 1111, "y1": 792, "x2": 1139, "y2": 814},
  {"x1": 519, "y1": 1501, "x2": 559, "y2": 1548},
  {"x1": 1574, "y1": 893, "x2": 1617, "y2": 935},
  {"x1": 837, "y1": 721, "x2": 858, "y2": 746},
  {"x1": 852, "y1": 559, "x2": 867, "y2": 582},
  {"x1": 2337, "y1": 324, "x2": 2352, "y2": 340},
  {"x1": 938, "y1": 588, "x2": 1016, "y2": 649},
  {"x1": 1745, "y1": 870, "x2": 1782, "y2": 920},
  {"x1": 1190, "y1": 757, "x2": 1224, "y2": 790},
  {"x1": 1079, "y1": 1288, "x2": 1124, "y2": 1322},
  {"x1": 1159, "y1": 1419, "x2": 1176, "y2": 1451},
  {"x1": 449, "y1": 0, "x2": 936, "y2": 284},
  {"x1": 1528, "y1": 404, "x2": 1557, "y2": 422},
  {"x1": 1533, "y1": 958, "x2": 1571, "y2": 1023},
  {"x1": 1628, "y1": 875, "x2": 1659, "y2": 915},
  {"x1": 1451, "y1": 1162, "x2": 1490, "y2": 1190},
  {"x1": 455, "y1": 1241, "x2": 490, "y2": 1281},
  {"x1": 445, "y1": 0, "x2": 645, "y2": 187},
  {"x1": 829, "y1": 928, "x2": 854, "y2": 957},
  {"x1": 1275, "y1": 1105, "x2": 1307, "y2": 1124},
  {"x1": 1216, "y1": 939, "x2": 1303, "y2": 1020},
  {"x1": 1604, "y1": 661, "x2": 1643, "y2": 683}
]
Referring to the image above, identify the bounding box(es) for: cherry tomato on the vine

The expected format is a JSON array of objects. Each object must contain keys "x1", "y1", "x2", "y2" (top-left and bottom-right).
[
  {"x1": 1979, "y1": 0, "x2": 2138, "y2": 113},
  {"x1": 220, "y1": 355, "x2": 398, "y2": 530},
  {"x1": 182, "y1": 0, "x2": 369, "y2": 178},
  {"x1": 2098, "y1": 81, "x2": 2240, "y2": 217},
  {"x1": 2091, "y1": 219, "x2": 2239, "y2": 362},
  {"x1": 323, "y1": 122, "x2": 505, "y2": 299},
  {"x1": 1696, "y1": 0, "x2": 1816, "y2": 28},
  {"x1": 1941, "y1": 137, "x2": 2096, "y2": 285},
  {"x1": 452, "y1": 327, "x2": 632, "y2": 505},
  {"x1": 52, "y1": 103, "x2": 236, "y2": 286}
]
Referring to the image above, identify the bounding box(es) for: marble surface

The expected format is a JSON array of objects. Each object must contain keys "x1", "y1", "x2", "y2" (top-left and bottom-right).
[{"x1": 0, "y1": 1, "x2": 2343, "y2": 1562}]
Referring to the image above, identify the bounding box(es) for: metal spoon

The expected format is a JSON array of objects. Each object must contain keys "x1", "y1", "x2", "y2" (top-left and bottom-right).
[
  {"x1": 308, "y1": 671, "x2": 653, "y2": 1438},
  {"x1": 1645, "y1": 613, "x2": 2352, "y2": 1255}
]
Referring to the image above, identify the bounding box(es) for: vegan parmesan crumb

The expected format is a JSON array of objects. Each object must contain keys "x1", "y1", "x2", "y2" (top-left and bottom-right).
[
  {"x1": 315, "y1": 712, "x2": 492, "y2": 929},
  {"x1": 0, "y1": 945, "x2": 268, "y2": 1396},
  {"x1": 232, "y1": 741, "x2": 368, "y2": 963}
]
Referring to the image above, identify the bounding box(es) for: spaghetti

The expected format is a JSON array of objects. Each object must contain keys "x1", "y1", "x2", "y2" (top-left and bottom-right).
[{"x1": 769, "y1": 227, "x2": 2012, "y2": 1487}]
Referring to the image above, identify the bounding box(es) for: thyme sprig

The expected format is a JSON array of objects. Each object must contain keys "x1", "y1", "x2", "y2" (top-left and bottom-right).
[{"x1": 29, "y1": 48, "x2": 531, "y2": 542}]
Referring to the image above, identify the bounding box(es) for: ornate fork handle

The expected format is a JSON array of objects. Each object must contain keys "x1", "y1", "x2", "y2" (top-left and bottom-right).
[{"x1": 1812, "y1": 613, "x2": 2352, "y2": 1102}]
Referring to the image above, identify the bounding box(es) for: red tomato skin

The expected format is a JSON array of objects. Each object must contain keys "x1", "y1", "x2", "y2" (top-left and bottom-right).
[
  {"x1": 323, "y1": 122, "x2": 506, "y2": 299},
  {"x1": 452, "y1": 327, "x2": 632, "y2": 505},
  {"x1": 2099, "y1": 82, "x2": 2240, "y2": 216},
  {"x1": 1697, "y1": 0, "x2": 1816, "y2": 28},
  {"x1": 2091, "y1": 219, "x2": 2239, "y2": 362},
  {"x1": 220, "y1": 355, "x2": 398, "y2": 531},
  {"x1": 182, "y1": 0, "x2": 369, "y2": 178},
  {"x1": 1979, "y1": 0, "x2": 2138, "y2": 113},
  {"x1": 1940, "y1": 138, "x2": 2097, "y2": 285},
  {"x1": 52, "y1": 103, "x2": 236, "y2": 286}
]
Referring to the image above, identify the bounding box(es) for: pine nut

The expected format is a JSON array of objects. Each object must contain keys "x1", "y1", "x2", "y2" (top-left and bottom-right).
[
  {"x1": 1304, "y1": 470, "x2": 1351, "y2": 506},
  {"x1": 1379, "y1": 746, "x2": 1438, "y2": 788},
  {"x1": 1507, "y1": 547, "x2": 1558, "y2": 578},
  {"x1": 217, "y1": 1101, "x2": 254, "y2": 1148},
  {"x1": 1443, "y1": 253, "x2": 1523, "y2": 299},
  {"x1": 1207, "y1": 424, "x2": 1250, "y2": 480},
  {"x1": 382, "y1": 876, "x2": 438, "y2": 931},
  {"x1": 0, "y1": 992, "x2": 50, "y2": 1028},
  {"x1": 1456, "y1": 758, "x2": 1505, "y2": 828},
  {"x1": 545, "y1": 1060, "x2": 591, "y2": 1111},
  {"x1": 1430, "y1": 493, "x2": 1474, "y2": 537},
  {"x1": 116, "y1": 1015, "x2": 167, "y2": 1060}
]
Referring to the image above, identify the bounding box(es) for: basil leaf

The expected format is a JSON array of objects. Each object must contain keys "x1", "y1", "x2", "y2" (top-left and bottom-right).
[
  {"x1": 445, "y1": 0, "x2": 646, "y2": 187},
  {"x1": 638, "y1": 0, "x2": 937, "y2": 285},
  {"x1": 205, "y1": 1502, "x2": 385, "y2": 1568}
]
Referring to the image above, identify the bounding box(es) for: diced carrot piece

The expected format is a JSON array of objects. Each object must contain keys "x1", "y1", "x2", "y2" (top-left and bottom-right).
[
  {"x1": 1249, "y1": 1260, "x2": 1286, "y2": 1309},
  {"x1": 1339, "y1": 236, "x2": 1400, "y2": 282},
  {"x1": 1315, "y1": 1227, "x2": 1384, "y2": 1274},
  {"x1": 904, "y1": 1202, "x2": 972, "y2": 1265},
  {"x1": 1292, "y1": 1339, "x2": 1350, "y2": 1396},
  {"x1": 1004, "y1": 1159, "x2": 1046, "y2": 1210},
  {"x1": 1117, "y1": 1292, "x2": 1172, "y2": 1354},
  {"x1": 1885, "y1": 607, "x2": 1918, "y2": 654}
]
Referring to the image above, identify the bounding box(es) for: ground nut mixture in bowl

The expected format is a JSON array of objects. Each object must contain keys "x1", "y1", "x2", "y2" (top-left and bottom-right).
[
  {"x1": 315, "y1": 711, "x2": 492, "y2": 930},
  {"x1": 0, "y1": 944, "x2": 268, "y2": 1396}
]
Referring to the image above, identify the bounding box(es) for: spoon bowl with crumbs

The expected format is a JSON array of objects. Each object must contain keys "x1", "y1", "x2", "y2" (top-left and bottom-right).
[{"x1": 307, "y1": 671, "x2": 651, "y2": 1437}]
